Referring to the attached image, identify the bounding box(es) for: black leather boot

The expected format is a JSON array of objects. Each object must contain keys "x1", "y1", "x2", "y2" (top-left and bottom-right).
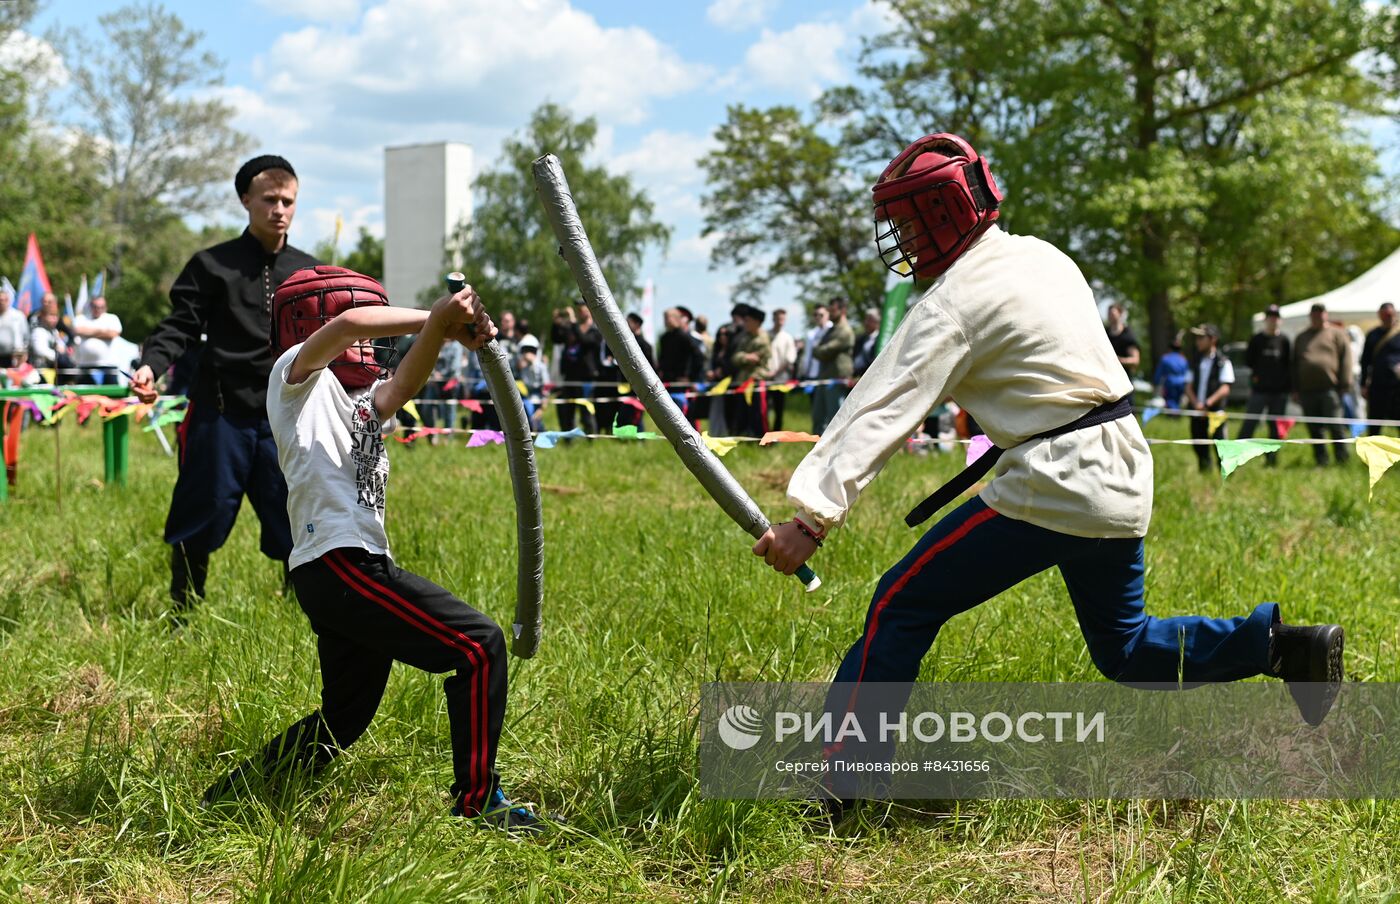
[{"x1": 1268, "y1": 623, "x2": 1344, "y2": 726}]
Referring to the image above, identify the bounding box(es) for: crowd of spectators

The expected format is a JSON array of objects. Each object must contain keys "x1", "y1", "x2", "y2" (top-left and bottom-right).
[{"x1": 0, "y1": 287, "x2": 137, "y2": 385}]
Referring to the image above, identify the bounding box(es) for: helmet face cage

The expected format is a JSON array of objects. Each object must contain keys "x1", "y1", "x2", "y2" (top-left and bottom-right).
[
  {"x1": 872, "y1": 133, "x2": 1003, "y2": 280},
  {"x1": 272, "y1": 270, "x2": 396, "y2": 389},
  {"x1": 874, "y1": 179, "x2": 981, "y2": 277}
]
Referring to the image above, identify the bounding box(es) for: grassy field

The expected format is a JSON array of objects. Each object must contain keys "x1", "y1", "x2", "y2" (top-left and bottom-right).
[{"x1": 1, "y1": 402, "x2": 1398, "y2": 902}]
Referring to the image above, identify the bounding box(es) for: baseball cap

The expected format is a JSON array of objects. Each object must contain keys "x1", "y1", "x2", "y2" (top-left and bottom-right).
[
  {"x1": 1264, "y1": 304, "x2": 1281, "y2": 317},
  {"x1": 1189, "y1": 323, "x2": 1221, "y2": 339}
]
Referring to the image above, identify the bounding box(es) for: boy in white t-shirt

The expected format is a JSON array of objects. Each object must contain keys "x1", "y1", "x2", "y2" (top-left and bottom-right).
[{"x1": 200, "y1": 266, "x2": 555, "y2": 833}]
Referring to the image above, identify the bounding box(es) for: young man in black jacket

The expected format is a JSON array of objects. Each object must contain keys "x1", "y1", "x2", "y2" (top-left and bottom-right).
[
  {"x1": 1237, "y1": 304, "x2": 1291, "y2": 465},
  {"x1": 132, "y1": 155, "x2": 319, "y2": 616}
]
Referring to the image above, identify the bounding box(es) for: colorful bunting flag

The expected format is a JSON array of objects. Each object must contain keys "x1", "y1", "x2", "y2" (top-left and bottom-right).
[
  {"x1": 1206, "y1": 411, "x2": 1229, "y2": 435},
  {"x1": 612, "y1": 423, "x2": 660, "y2": 441},
  {"x1": 760, "y1": 431, "x2": 818, "y2": 445},
  {"x1": 1274, "y1": 418, "x2": 1295, "y2": 439},
  {"x1": 965, "y1": 434, "x2": 995, "y2": 467},
  {"x1": 1355, "y1": 436, "x2": 1400, "y2": 500},
  {"x1": 466, "y1": 430, "x2": 505, "y2": 447},
  {"x1": 1214, "y1": 439, "x2": 1283, "y2": 478},
  {"x1": 701, "y1": 431, "x2": 739, "y2": 457},
  {"x1": 707, "y1": 377, "x2": 731, "y2": 397},
  {"x1": 1140, "y1": 406, "x2": 1162, "y2": 424},
  {"x1": 535, "y1": 427, "x2": 585, "y2": 449},
  {"x1": 401, "y1": 400, "x2": 422, "y2": 424}
]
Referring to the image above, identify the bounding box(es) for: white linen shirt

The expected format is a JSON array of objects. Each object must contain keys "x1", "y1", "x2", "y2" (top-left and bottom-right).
[{"x1": 788, "y1": 225, "x2": 1153, "y2": 539}]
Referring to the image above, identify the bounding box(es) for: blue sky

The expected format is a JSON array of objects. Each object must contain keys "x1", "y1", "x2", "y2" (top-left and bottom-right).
[
  {"x1": 34, "y1": 0, "x2": 895, "y2": 329},
  {"x1": 26, "y1": 1, "x2": 1400, "y2": 330}
]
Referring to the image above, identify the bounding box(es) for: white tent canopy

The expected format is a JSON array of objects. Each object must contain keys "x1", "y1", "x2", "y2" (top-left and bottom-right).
[{"x1": 1252, "y1": 246, "x2": 1399, "y2": 336}]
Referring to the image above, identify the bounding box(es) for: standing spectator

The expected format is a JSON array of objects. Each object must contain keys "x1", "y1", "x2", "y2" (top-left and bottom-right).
[
  {"x1": 496, "y1": 310, "x2": 520, "y2": 368},
  {"x1": 625, "y1": 311, "x2": 656, "y2": 371},
  {"x1": 729, "y1": 304, "x2": 771, "y2": 437},
  {"x1": 1153, "y1": 335, "x2": 1190, "y2": 410},
  {"x1": 1184, "y1": 324, "x2": 1233, "y2": 472},
  {"x1": 801, "y1": 303, "x2": 831, "y2": 381},
  {"x1": 29, "y1": 306, "x2": 74, "y2": 378},
  {"x1": 0, "y1": 287, "x2": 29, "y2": 368},
  {"x1": 766, "y1": 307, "x2": 798, "y2": 431},
  {"x1": 694, "y1": 315, "x2": 713, "y2": 356},
  {"x1": 1104, "y1": 304, "x2": 1141, "y2": 379},
  {"x1": 1236, "y1": 304, "x2": 1291, "y2": 466},
  {"x1": 1360, "y1": 302, "x2": 1399, "y2": 436},
  {"x1": 130, "y1": 155, "x2": 318, "y2": 616},
  {"x1": 550, "y1": 300, "x2": 600, "y2": 435},
  {"x1": 811, "y1": 297, "x2": 855, "y2": 435},
  {"x1": 1292, "y1": 302, "x2": 1352, "y2": 466},
  {"x1": 852, "y1": 308, "x2": 881, "y2": 376},
  {"x1": 658, "y1": 306, "x2": 706, "y2": 385},
  {"x1": 707, "y1": 305, "x2": 744, "y2": 436},
  {"x1": 421, "y1": 338, "x2": 463, "y2": 438},
  {"x1": 513, "y1": 317, "x2": 538, "y2": 369},
  {"x1": 73, "y1": 295, "x2": 124, "y2": 383},
  {"x1": 516, "y1": 338, "x2": 550, "y2": 432}
]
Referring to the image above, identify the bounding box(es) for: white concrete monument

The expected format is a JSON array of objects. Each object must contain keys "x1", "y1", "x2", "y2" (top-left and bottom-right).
[{"x1": 384, "y1": 142, "x2": 473, "y2": 307}]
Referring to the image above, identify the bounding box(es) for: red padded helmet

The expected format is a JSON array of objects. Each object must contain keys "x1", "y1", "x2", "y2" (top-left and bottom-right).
[
  {"x1": 271, "y1": 265, "x2": 393, "y2": 389},
  {"x1": 872, "y1": 133, "x2": 1003, "y2": 280}
]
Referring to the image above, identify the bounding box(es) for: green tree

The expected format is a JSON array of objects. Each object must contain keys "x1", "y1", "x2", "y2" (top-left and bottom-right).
[
  {"x1": 699, "y1": 105, "x2": 887, "y2": 310},
  {"x1": 448, "y1": 103, "x2": 671, "y2": 330},
  {"x1": 315, "y1": 228, "x2": 384, "y2": 282},
  {"x1": 0, "y1": 3, "x2": 113, "y2": 302},
  {"x1": 54, "y1": 2, "x2": 251, "y2": 286},
  {"x1": 821, "y1": 0, "x2": 1393, "y2": 359}
]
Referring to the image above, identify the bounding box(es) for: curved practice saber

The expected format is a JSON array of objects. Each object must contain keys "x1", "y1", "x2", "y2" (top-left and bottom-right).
[
  {"x1": 446, "y1": 272, "x2": 545, "y2": 658},
  {"x1": 531, "y1": 153, "x2": 821, "y2": 592}
]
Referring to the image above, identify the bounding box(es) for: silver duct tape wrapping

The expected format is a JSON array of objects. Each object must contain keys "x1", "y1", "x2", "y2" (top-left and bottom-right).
[
  {"x1": 531, "y1": 153, "x2": 820, "y2": 591},
  {"x1": 447, "y1": 275, "x2": 545, "y2": 658}
]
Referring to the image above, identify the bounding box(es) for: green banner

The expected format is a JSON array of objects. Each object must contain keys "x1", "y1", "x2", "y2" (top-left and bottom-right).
[{"x1": 876, "y1": 281, "x2": 914, "y2": 354}]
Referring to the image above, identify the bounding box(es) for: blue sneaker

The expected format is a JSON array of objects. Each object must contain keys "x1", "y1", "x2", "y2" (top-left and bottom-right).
[{"x1": 454, "y1": 788, "x2": 562, "y2": 836}]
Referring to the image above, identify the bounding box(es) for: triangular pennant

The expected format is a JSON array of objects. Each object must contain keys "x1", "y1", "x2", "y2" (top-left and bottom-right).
[
  {"x1": 1206, "y1": 410, "x2": 1228, "y2": 435},
  {"x1": 759, "y1": 431, "x2": 819, "y2": 445},
  {"x1": 707, "y1": 377, "x2": 732, "y2": 397},
  {"x1": 1214, "y1": 439, "x2": 1283, "y2": 478},
  {"x1": 1273, "y1": 418, "x2": 1295, "y2": 439},
  {"x1": 1355, "y1": 436, "x2": 1400, "y2": 500},
  {"x1": 701, "y1": 431, "x2": 739, "y2": 457},
  {"x1": 1140, "y1": 406, "x2": 1161, "y2": 424},
  {"x1": 534, "y1": 427, "x2": 585, "y2": 449},
  {"x1": 400, "y1": 400, "x2": 421, "y2": 424},
  {"x1": 965, "y1": 434, "x2": 995, "y2": 467},
  {"x1": 466, "y1": 430, "x2": 505, "y2": 447}
]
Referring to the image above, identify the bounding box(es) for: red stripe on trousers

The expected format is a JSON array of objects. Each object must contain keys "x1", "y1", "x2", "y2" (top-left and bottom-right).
[{"x1": 323, "y1": 550, "x2": 490, "y2": 811}]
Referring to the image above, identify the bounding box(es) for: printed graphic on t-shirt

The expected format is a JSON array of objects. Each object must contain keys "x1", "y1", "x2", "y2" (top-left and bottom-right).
[{"x1": 351, "y1": 393, "x2": 388, "y2": 513}]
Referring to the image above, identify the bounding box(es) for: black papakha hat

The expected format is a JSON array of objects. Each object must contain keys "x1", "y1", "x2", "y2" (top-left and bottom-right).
[{"x1": 235, "y1": 155, "x2": 297, "y2": 197}]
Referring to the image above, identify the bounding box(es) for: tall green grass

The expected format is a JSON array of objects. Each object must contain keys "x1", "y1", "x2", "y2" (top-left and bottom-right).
[{"x1": 1, "y1": 407, "x2": 1397, "y2": 902}]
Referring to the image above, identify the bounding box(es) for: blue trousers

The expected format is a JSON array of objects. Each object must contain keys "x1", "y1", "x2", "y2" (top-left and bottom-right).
[
  {"x1": 164, "y1": 401, "x2": 292, "y2": 560},
  {"x1": 833, "y1": 497, "x2": 1276, "y2": 687},
  {"x1": 821, "y1": 497, "x2": 1278, "y2": 795}
]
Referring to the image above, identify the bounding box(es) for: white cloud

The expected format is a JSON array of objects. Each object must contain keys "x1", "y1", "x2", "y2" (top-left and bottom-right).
[
  {"x1": 672, "y1": 231, "x2": 721, "y2": 265},
  {"x1": 256, "y1": 0, "x2": 363, "y2": 22},
  {"x1": 252, "y1": 0, "x2": 708, "y2": 129},
  {"x1": 706, "y1": 0, "x2": 780, "y2": 31},
  {"x1": 740, "y1": 21, "x2": 849, "y2": 99},
  {"x1": 609, "y1": 130, "x2": 716, "y2": 184},
  {"x1": 0, "y1": 30, "x2": 68, "y2": 94}
]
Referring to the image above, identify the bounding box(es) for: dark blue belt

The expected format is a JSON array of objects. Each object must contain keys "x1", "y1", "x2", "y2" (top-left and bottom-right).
[{"x1": 904, "y1": 396, "x2": 1134, "y2": 528}]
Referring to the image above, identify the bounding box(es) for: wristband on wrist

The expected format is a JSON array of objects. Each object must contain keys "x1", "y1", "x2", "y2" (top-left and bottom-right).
[{"x1": 792, "y1": 517, "x2": 825, "y2": 546}]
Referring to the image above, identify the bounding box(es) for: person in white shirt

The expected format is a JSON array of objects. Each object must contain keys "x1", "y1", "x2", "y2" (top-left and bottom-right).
[
  {"x1": 73, "y1": 295, "x2": 124, "y2": 383},
  {"x1": 200, "y1": 266, "x2": 556, "y2": 834},
  {"x1": 766, "y1": 308, "x2": 798, "y2": 430},
  {"x1": 800, "y1": 303, "x2": 830, "y2": 381},
  {"x1": 1183, "y1": 323, "x2": 1234, "y2": 472},
  {"x1": 750, "y1": 133, "x2": 1344, "y2": 808},
  {"x1": 0, "y1": 288, "x2": 29, "y2": 367}
]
